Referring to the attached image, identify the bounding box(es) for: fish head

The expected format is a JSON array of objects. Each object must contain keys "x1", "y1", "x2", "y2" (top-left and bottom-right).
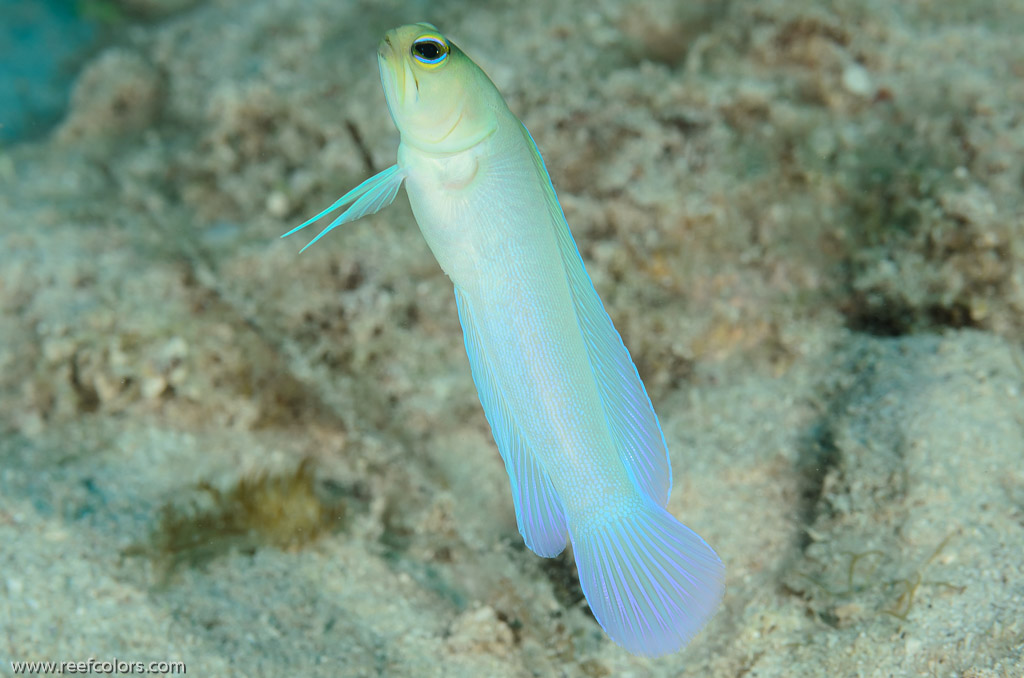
[{"x1": 378, "y1": 23, "x2": 501, "y2": 154}]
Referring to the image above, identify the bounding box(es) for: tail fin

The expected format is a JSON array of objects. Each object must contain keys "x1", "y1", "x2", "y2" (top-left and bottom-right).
[{"x1": 570, "y1": 502, "x2": 724, "y2": 656}]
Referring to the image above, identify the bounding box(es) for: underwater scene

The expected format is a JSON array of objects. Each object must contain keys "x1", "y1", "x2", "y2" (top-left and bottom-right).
[{"x1": 1, "y1": 0, "x2": 1022, "y2": 676}]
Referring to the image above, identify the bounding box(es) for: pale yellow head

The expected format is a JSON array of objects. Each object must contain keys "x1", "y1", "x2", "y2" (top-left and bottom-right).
[{"x1": 377, "y1": 23, "x2": 505, "y2": 154}]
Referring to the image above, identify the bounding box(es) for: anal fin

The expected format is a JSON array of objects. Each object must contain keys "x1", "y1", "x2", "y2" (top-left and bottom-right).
[{"x1": 454, "y1": 286, "x2": 568, "y2": 557}]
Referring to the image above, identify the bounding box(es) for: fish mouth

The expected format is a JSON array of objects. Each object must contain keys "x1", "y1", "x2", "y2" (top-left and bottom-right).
[
  {"x1": 377, "y1": 29, "x2": 403, "y2": 119},
  {"x1": 377, "y1": 31, "x2": 394, "y2": 60},
  {"x1": 377, "y1": 34, "x2": 419, "y2": 117},
  {"x1": 378, "y1": 51, "x2": 399, "y2": 123}
]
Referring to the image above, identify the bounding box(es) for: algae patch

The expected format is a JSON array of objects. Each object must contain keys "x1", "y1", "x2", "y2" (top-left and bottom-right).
[
  {"x1": 786, "y1": 533, "x2": 965, "y2": 628},
  {"x1": 128, "y1": 459, "x2": 346, "y2": 576}
]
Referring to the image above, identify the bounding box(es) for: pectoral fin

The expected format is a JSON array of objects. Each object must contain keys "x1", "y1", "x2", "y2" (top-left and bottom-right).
[{"x1": 282, "y1": 164, "x2": 406, "y2": 252}]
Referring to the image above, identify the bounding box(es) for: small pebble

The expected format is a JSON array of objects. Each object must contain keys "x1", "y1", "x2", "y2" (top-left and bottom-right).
[{"x1": 842, "y1": 63, "x2": 873, "y2": 97}]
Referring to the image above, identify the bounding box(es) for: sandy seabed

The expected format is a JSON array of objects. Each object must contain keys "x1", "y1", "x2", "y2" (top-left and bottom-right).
[{"x1": 1, "y1": 1, "x2": 1022, "y2": 676}]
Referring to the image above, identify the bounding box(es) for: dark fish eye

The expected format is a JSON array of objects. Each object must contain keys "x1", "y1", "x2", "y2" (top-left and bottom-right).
[{"x1": 411, "y1": 37, "x2": 448, "y2": 65}]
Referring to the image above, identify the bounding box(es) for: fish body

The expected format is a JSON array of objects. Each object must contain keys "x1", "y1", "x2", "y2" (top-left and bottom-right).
[
  {"x1": 284, "y1": 23, "x2": 724, "y2": 656},
  {"x1": 402, "y1": 115, "x2": 630, "y2": 515}
]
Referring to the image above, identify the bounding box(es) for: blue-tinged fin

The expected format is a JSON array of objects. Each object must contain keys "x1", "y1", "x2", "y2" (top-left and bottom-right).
[
  {"x1": 520, "y1": 124, "x2": 672, "y2": 507},
  {"x1": 454, "y1": 285, "x2": 569, "y2": 558},
  {"x1": 572, "y1": 500, "x2": 724, "y2": 656},
  {"x1": 282, "y1": 164, "x2": 406, "y2": 252}
]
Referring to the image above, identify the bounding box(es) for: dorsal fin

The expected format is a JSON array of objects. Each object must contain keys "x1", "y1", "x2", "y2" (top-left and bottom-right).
[{"x1": 521, "y1": 124, "x2": 672, "y2": 506}]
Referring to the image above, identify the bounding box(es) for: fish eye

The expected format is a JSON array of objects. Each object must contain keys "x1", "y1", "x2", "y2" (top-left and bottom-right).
[{"x1": 411, "y1": 36, "x2": 449, "y2": 66}]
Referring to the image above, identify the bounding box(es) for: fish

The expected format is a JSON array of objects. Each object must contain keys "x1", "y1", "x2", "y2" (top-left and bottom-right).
[{"x1": 282, "y1": 23, "x2": 724, "y2": 656}]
